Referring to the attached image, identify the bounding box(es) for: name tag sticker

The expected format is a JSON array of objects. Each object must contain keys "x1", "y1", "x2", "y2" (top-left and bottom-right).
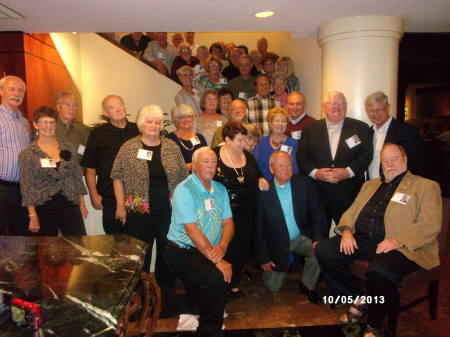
[
  {"x1": 291, "y1": 130, "x2": 302, "y2": 140},
  {"x1": 40, "y1": 158, "x2": 57, "y2": 168},
  {"x1": 391, "y1": 192, "x2": 411, "y2": 205},
  {"x1": 346, "y1": 135, "x2": 361, "y2": 149},
  {"x1": 280, "y1": 144, "x2": 292, "y2": 154},
  {"x1": 137, "y1": 149, "x2": 153, "y2": 161},
  {"x1": 190, "y1": 136, "x2": 201, "y2": 146},
  {"x1": 216, "y1": 121, "x2": 223, "y2": 127},
  {"x1": 219, "y1": 78, "x2": 226, "y2": 84},
  {"x1": 204, "y1": 198, "x2": 216, "y2": 211},
  {"x1": 78, "y1": 144, "x2": 86, "y2": 155},
  {"x1": 157, "y1": 52, "x2": 164, "y2": 59},
  {"x1": 238, "y1": 92, "x2": 247, "y2": 99}
]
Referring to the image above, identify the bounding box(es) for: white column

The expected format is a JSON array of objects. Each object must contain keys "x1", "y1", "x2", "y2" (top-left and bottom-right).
[{"x1": 318, "y1": 16, "x2": 404, "y2": 122}]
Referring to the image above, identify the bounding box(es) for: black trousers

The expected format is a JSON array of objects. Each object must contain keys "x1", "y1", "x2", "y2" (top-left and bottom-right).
[
  {"x1": 124, "y1": 212, "x2": 175, "y2": 307},
  {"x1": 0, "y1": 182, "x2": 28, "y2": 235},
  {"x1": 35, "y1": 193, "x2": 87, "y2": 236},
  {"x1": 101, "y1": 196, "x2": 124, "y2": 234},
  {"x1": 316, "y1": 235, "x2": 420, "y2": 329},
  {"x1": 164, "y1": 243, "x2": 226, "y2": 337}
]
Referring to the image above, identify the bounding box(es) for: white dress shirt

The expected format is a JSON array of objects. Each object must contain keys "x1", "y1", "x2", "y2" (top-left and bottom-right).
[{"x1": 368, "y1": 117, "x2": 392, "y2": 179}]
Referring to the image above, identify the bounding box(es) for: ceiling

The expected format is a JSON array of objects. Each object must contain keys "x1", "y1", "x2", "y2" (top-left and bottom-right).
[{"x1": 1, "y1": 0, "x2": 449, "y2": 38}]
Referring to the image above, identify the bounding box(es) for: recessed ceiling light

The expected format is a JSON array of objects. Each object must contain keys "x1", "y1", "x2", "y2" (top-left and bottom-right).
[
  {"x1": 255, "y1": 11, "x2": 274, "y2": 18},
  {"x1": 72, "y1": 32, "x2": 77, "y2": 34}
]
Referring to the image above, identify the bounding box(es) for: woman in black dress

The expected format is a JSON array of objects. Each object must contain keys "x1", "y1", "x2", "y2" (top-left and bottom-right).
[{"x1": 213, "y1": 121, "x2": 269, "y2": 299}]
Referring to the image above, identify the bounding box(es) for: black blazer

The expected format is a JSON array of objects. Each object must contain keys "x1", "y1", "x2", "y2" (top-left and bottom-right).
[
  {"x1": 296, "y1": 117, "x2": 373, "y2": 198},
  {"x1": 384, "y1": 118, "x2": 425, "y2": 176},
  {"x1": 254, "y1": 175, "x2": 328, "y2": 272}
]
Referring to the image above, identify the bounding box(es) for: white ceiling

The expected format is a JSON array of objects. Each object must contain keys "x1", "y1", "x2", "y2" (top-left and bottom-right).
[{"x1": 1, "y1": 0, "x2": 449, "y2": 37}]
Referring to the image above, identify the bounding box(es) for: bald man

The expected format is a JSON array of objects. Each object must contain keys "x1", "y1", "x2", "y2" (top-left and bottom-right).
[{"x1": 285, "y1": 92, "x2": 316, "y2": 140}]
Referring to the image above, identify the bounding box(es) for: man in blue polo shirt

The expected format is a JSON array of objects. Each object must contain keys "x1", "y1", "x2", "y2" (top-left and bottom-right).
[{"x1": 165, "y1": 146, "x2": 234, "y2": 337}]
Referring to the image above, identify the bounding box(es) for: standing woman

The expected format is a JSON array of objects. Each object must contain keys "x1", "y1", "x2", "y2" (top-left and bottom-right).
[
  {"x1": 166, "y1": 104, "x2": 207, "y2": 172},
  {"x1": 196, "y1": 57, "x2": 228, "y2": 93},
  {"x1": 254, "y1": 107, "x2": 299, "y2": 180},
  {"x1": 194, "y1": 90, "x2": 228, "y2": 146},
  {"x1": 171, "y1": 42, "x2": 199, "y2": 82},
  {"x1": 276, "y1": 56, "x2": 300, "y2": 93},
  {"x1": 174, "y1": 66, "x2": 202, "y2": 116},
  {"x1": 271, "y1": 72, "x2": 288, "y2": 107},
  {"x1": 111, "y1": 105, "x2": 187, "y2": 312},
  {"x1": 213, "y1": 121, "x2": 269, "y2": 299},
  {"x1": 193, "y1": 45, "x2": 209, "y2": 86},
  {"x1": 218, "y1": 88, "x2": 234, "y2": 117},
  {"x1": 19, "y1": 106, "x2": 88, "y2": 236}
]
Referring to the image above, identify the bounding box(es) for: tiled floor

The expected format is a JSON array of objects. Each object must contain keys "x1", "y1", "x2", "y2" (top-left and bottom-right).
[{"x1": 154, "y1": 254, "x2": 450, "y2": 337}]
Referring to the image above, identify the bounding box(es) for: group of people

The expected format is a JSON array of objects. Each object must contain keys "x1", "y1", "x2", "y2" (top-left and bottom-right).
[{"x1": 0, "y1": 70, "x2": 442, "y2": 337}]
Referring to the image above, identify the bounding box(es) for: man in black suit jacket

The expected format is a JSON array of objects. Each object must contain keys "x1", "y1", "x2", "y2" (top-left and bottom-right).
[
  {"x1": 296, "y1": 91, "x2": 373, "y2": 231},
  {"x1": 255, "y1": 151, "x2": 328, "y2": 304},
  {"x1": 365, "y1": 91, "x2": 425, "y2": 179}
]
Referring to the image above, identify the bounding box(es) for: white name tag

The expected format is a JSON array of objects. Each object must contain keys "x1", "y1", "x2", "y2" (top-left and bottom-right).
[
  {"x1": 216, "y1": 121, "x2": 223, "y2": 127},
  {"x1": 391, "y1": 192, "x2": 411, "y2": 205},
  {"x1": 345, "y1": 135, "x2": 361, "y2": 149},
  {"x1": 40, "y1": 158, "x2": 57, "y2": 168},
  {"x1": 219, "y1": 78, "x2": 226, "y2": 84},
  {"x1": 291, "y1": 130, "x2": 302, "y2": 140},
  {"x1": 137, "y1": 149, "x2": 153, "y2": 161},
  {"x1": 157, "y1": 52, "x2": 165, "y2": 59},
  {"x1": 280, "y1": 144, "x2": 292, "y2": 155},
  {"x1": 204, "y1": 198, "x2": 216, "y2": 211},
  {"x1": 190, "y1": 136, "x2": 201, "y2": 146},
  {"x1": 238, "y1": 92, "x2": 247, "y2": 99},
  {"x1": 77, "y1": 144, "x2": 86, "y2": 155}
]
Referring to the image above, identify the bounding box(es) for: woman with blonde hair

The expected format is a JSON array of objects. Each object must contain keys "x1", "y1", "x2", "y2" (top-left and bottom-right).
[
  {"x1": 276, "y1": 56, "x2": 300, "y2": 93},
  {"x1": 253, "y1": 106, "x2": 300, "y2": 180}
]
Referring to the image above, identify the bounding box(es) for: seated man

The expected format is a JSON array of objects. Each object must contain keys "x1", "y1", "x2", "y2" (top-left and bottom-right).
[
  {"x1": 315, "y1": 143, "x2": 442, "y2": 337},
  {"x1": 142, "y1": 32, "x2": 178, "y2": 74},
  {"x1": 164, "y1": 147, "x2": 234, "y2": 337},
  {"x1": 255, "y1": 151, "x2": 327, "y2": 304}
]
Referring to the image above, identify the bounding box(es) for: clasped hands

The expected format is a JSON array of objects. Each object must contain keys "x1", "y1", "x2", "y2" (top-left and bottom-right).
[
  {"x1": 316, "y1": 168, "x2": 349, "y2": 183},
  {"x1": 207, "y1": 244, "x2": 232, "y2": 283}
]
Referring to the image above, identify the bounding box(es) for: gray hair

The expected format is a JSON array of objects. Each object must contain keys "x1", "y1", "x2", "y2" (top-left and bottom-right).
[
  {"x1": 365, "y1": 91, "x2": 389, "y2": 107},
  {"x1": 271, "y1": 72, "x2": 287, "y2": 84},
  {"x1": 269, "y1": 150, "x2": 292, "y2": 167},
  {"x1": 178, "y1": 41, "x2": 191, "y2": 52},
  {"x1": 323, "y1": 91, "x2": 347, "y2": 105},
  {"x1": 56, "y1": 91, "x2": 76, "y2": 104},
  {"x1": 171, "y1": 104, "x2": 194, "y2": 121},
  {"x1": 0, "y1": 75, "x2": 26, "y2": 91},
  {"x1": 136, "y1": 104, "x2": 164, "y2": 130},
  {"x1": 176, "y1": 65, "x2": 193, "y2": 78},
  {"x1": 192, "y1": 146, "x2": 215, "y2": 164}
]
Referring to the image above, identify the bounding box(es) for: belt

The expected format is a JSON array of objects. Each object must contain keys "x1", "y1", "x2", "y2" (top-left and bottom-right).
[
  {"x1": 167, "y1": 241, "x2": 193, "y2": 250},
  {"x1": 0, "y1": 179, "x2": 19, "y2": 186}
]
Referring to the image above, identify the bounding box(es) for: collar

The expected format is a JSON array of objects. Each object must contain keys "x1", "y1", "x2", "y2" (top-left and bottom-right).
[
  {"x1": 191, "y1": 173, "x2": 215, "y2": 194},
  {"x1": 56, "y1": 118, "x2": 73, "y2": 130},
  {"x1": 257, "y1": 94, "x2": 270, "y2": 101},
  {"x1": 373, "y1": 116, "x2": 392, "y2": 133},
  {"x1": 0, "y1": 104, "x2": 22, "y2": 120},
  {"x1": 274, "y1": 178, "x2": 290, "y2": 189},
  {"x1": 326, "y1": 118, "x2": 344, "y2": 130},
  {"x1": 291, "y1": 112, "x2": 306, "y2": 124}
]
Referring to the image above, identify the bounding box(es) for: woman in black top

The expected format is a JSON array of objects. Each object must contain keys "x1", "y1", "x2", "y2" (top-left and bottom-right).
[
  {"x1": 166, "y1": 104, "x2": 207, "y2": 172},
  {"x1": 213, "y1": 121, "x2": 269, "y2": 298}
]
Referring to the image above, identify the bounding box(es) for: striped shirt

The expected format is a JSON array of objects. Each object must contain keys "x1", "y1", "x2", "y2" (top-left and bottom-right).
[
  {"x1": 0, "y1": 104, "x2": 30, "y2": 182},
  {"x1": 247, "y1": 94, "x2": 281, "y2": 136}
]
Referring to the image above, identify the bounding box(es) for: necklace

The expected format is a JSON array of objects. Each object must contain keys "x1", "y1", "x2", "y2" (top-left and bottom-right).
[
  {"x1": 176, "y1": 132, "x2": 196, "y2": 151},
  {"x1": 224, "y1": 146, "x2": 245, "y2": 184},
  {"x1": 270, "y1": 135, "x2": 286, "y2": 148}
]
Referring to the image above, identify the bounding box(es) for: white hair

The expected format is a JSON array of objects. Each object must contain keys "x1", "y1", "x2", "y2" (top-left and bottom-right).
[
  {"x1": 192, "y1": 146, "x2": 215, "y2": 164},
  {"x1": 0, "y1": 75, "x2": 26, "y2": 91},
  {"x1": 136, "y1": 104, "x2": 164, "y2": 130},
  {"x1": 323, "y1": 91, "x2": 347, "y2": 105}
]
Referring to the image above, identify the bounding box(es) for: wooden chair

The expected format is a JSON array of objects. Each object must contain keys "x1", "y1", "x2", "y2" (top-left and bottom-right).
[
  {"x1": 349, "y1": 198, "x2": 449, "y2": 337},
  {"x1": 115, "y1": 272, "x2": 161, "y2": 337}
]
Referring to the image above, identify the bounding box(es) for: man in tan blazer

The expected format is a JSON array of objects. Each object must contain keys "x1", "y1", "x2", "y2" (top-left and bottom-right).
[{"x1": 315, "y1": 143, "x2": 442, "y2": 337}]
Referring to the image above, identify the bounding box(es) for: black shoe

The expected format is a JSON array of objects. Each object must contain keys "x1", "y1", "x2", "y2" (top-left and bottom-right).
[
  {"x1": 227, "y1": 289, "x2": 245, "y2": 301},
  {"x1": 298, "y1": 282, "x2": 322, "y2": 305}
]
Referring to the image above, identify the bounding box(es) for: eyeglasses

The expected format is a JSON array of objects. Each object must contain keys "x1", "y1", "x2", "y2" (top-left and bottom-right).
[
  {"x1": 61, "y1": 102, "x2": 78, "y2": 108},
  {"x1": 37, "y1": 120, "x2": 56, "y2": 126}
]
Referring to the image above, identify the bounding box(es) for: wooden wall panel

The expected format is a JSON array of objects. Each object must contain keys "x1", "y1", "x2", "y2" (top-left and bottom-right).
[{"x1": 0, "y1": 32, "x2": 81, "y2": 122}]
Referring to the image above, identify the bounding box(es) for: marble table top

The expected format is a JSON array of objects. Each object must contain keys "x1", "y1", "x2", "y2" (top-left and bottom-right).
[{"x1": 0, "y1": 234, "x2": 147, "y2": 337}]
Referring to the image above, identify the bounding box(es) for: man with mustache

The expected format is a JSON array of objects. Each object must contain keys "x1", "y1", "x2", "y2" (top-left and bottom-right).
[
  {"x1": 0, "y1": 75, "x2": 31, "y2": 235},
  {"x1": 165, "y1": 146, "x2": 234, "y2": 337}
]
